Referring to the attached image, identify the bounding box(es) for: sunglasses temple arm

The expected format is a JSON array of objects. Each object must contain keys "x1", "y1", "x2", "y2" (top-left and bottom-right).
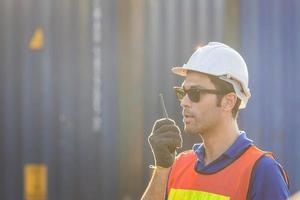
[{"x1": 159, "y1": 93, "x2": 169, "y2": 119}]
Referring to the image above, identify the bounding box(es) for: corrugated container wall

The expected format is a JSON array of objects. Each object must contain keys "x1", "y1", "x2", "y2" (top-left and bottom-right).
[
  {"x1": 240, "y1": 0, "x2": 300, "y2": 194},
  {"x1": 1, "y1": 0, "x2": 300, "y2": 199},
  {"x1": 0, "y1": 0, "x2": 119, "y2": 199}
]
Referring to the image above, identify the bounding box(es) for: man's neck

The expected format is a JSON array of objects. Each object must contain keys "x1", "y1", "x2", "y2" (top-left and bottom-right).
[{"x1": 201, "y1": 120, "x2": 240, "y2": 166}]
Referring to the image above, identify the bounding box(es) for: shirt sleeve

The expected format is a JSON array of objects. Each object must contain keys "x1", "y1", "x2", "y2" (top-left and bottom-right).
[{"x1": 249, "y1": 155, "x2": 290, "y2": 200}]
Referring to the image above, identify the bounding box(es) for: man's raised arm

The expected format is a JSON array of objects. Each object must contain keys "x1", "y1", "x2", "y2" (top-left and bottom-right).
[
  {"x1": 141, "y1": 167, "x2": 170, "y2": 200},
  {"x1": 141, "y1": 118, "x2": 182, "y2": 200}
]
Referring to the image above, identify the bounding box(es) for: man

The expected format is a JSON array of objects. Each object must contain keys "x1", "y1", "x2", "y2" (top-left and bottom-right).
[{"x1": 141, "y1": 42, "x2": 290, "y2": 200}]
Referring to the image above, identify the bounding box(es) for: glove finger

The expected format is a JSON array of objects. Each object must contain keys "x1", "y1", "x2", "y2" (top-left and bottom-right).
[
  {"x1": 152, "y1": 118, "x2": 175, "y2": 131},
  {"x1": 163, "y1": 132, "x2": 182, "y2": 149},
  {"x1": 150, "y1": 131, "x2": 182, "y2": 149},
  {"x1": 155, "y1": 124, "x2": 181, "y2": 135},
  {"x1": 154, "y1": 137, "x2": 182, "y2": 153},
  {"x1": 151, "y1": 130, "x2": 182, "y2": 142}
]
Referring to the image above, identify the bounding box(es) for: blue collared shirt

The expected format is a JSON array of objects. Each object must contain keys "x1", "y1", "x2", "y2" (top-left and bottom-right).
[{"x1": 192, "y1": 132, "x2": 290, "y2": 199}]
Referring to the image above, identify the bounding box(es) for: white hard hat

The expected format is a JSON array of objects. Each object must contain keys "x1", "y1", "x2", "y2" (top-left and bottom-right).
[{"x1": 172, "y1": 42, "x2": 251, "y2": 109}]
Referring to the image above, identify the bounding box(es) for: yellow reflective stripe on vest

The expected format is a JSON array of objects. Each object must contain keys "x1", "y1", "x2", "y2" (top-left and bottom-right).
[{"x1": 169, "y1": 188, "x2": 230, "y2": 200}]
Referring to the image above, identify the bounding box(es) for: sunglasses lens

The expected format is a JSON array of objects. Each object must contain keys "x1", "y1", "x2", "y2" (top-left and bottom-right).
[
  {"x1": 187, "y1": 89, "x2": 200, "y2": 102},
  {"x1": 175, "y1": 87, "x2": 201, "y2": 102},
  {"x1": 175, "y1": 88, "x2": 185, "y2": 101}
]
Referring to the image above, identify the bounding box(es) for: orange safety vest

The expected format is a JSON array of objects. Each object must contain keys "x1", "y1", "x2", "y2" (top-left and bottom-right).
[{"x1": 167, "y1": 145, "x2": 289, "y2": 200}]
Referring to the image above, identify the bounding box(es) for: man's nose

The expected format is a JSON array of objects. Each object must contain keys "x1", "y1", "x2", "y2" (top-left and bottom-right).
[{"x1": 180, "y1": 94, "x2": 191, "y2": 108}]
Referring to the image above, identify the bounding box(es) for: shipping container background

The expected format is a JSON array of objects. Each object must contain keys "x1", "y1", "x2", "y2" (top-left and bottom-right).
[{"x1": 0, "y1": 0, "x2": 300, "y2": 199}]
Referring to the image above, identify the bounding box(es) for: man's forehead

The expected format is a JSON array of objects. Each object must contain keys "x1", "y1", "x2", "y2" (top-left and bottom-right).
[
  {"x1": 181, "y1": 81, "x2": 206, "y2": 89},
  {"x1": 186, "y1": 71, "x2": 211, "y2": 80},
  {"x1": 181, "y1": 72, "x2": 213, "y2": 87}
]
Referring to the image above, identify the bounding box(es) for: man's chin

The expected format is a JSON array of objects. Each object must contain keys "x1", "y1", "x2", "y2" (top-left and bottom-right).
[{"x1": 184, "y1": 126, "x2": 199, "y2": 135}]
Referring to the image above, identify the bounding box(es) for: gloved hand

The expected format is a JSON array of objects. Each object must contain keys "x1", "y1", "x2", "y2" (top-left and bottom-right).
[{"x1": 148, "y1": 118, "x2": 182, "y2": 168}]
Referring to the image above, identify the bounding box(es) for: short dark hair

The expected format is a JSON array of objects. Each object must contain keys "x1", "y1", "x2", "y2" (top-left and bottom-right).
[{"x1": 207, "y1": 75, "x2": 241, "y2": 118}]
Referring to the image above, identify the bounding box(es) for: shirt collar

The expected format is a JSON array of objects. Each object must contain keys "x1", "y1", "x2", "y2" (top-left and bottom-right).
[
  {"x1": 222, "y1": 131, "x2": 253, "y2": 158},
  {"x1": 193, "y1": 131, "x2": 253, "y2": 160}
]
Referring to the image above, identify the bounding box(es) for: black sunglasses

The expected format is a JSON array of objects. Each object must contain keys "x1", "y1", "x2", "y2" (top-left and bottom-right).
[{"x1": 174, "y1": 86, "x2": 225, "y2": 103}]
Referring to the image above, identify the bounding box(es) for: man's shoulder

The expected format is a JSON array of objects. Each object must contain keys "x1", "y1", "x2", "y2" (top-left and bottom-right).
[
  {"x1": 253, "y1": 154, "x2": 288, "y2": 181},
  {"x1": 249, "y1": 154, "x2": 290, "y2": 199}
]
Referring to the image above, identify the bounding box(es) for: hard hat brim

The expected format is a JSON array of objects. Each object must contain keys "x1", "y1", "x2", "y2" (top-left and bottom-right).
[{"x1": 171, "y1": 67, "x2": 188, "y2": 77}]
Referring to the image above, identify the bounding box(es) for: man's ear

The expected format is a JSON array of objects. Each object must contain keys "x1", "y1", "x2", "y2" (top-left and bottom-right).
[{"x1": 221, "y1": 92, "x2": 237, "y2": 112}]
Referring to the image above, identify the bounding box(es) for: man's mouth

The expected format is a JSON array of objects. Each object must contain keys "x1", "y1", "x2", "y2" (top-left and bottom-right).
[{"x1": 183, "y1": 112, "x2": 194, "y2": 123}]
